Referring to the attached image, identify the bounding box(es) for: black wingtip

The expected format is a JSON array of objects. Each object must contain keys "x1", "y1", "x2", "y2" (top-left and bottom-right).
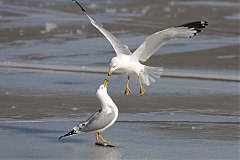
[
  {"x1": 72, "y1": 0, "x2": 86, "y2": 12},
  {"x1": 58, "y1": 136, "x2": 63, "y2": 141},
  {"x1": 202, "y1": 21, "x2": 208, "y2": 26},
  {"x1": 58, "y1": 129, "x2": 77, "y2": 141},
  {"x1": 178, "y1": 21, "x2": 208, "y2": 29},
  {"x1": 178, "y1": 21, "x2": 208, "y2": 38}
]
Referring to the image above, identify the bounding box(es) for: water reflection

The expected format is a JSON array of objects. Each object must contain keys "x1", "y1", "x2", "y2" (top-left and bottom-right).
[
  {"x1": 67, "y1": 143, "x2": 122, "y2": 160},
  {"x1": 91, "y1": 146, "x2": 122, "y2": 160}
]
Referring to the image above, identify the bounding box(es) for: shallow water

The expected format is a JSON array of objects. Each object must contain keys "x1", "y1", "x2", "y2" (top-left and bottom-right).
[
  {"x1": 0, "y1": 0, "x2": 239, "y2": 72},
  {"x1": 0, "y1": 69, "x2": 239, "y2": 96},
  {"x1": 0, "y1": 117, "x2": 239, "y2": 160}
]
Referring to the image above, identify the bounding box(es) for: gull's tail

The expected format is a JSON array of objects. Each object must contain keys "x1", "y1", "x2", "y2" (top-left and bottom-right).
[{"x1": 140, "y1": 66, "x2": 163, "y2": 86}]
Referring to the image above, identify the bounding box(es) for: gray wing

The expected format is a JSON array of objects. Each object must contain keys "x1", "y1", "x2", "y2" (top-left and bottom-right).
[
  {"x1": 84, "y1": 13, "x2": 131, "y2": 56},
  {"x1": 131, "y1": 21, "x2": 208, "y2": 62},
  {"x1": 79, "y1": 108, "x2": 115, "y2": 132},
  {"x1": 73, "y1": 0, "x2": 131, "y2": 55}
]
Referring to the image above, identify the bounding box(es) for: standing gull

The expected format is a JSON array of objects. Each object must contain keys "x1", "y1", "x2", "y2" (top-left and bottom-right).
[
  {"x1": 72, "y1": 0, "x2": 208, "y2": 96},
  {"x1": 59, "y1": 79, "x2": 118, "y2": 147}
]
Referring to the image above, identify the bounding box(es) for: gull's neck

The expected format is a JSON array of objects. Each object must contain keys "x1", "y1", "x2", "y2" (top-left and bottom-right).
[{"x1": 97, "y1": 92, "x2": 116, "y2": 108}]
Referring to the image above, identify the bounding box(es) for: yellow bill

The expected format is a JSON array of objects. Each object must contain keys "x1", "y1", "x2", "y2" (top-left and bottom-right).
[
  {"x1": 108, "y1": 70, "x2": 113, "y2": 76},
  {"x1": 103, "y1": 79, "x2": 108, "y2": 87}
]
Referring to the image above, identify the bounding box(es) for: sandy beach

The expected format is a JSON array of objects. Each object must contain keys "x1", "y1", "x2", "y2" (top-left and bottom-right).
[
  {"x1": 0, "y1": 118, "x2": 238, "y2": 160},
  {"x1": 0, "y1": 72, "x2": 239, "y2": 160},
  {"x1": 0, "y1": 0, "x2": 239, "y2": 159}
]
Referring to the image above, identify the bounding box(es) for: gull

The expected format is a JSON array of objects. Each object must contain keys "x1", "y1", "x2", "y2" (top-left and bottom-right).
[
  {"x1": 59, "y1": 79, "x2": 118, "y2": 147},
  {"x1": 72, "y1": 0, "x2": 208, "y2": 96}
]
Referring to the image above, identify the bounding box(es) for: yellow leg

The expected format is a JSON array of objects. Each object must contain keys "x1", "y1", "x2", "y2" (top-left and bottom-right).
[
  {"x1": 96, "y1": 132, "x2": 111, "y2": 144},
  {"x1": 95, "y1": 132, "x2": 99, "y2": 142},
  {"x1": 99, "y1": 134, "x2": 111, "y2": 144},
  {"x1": 125, "y1": 75, "x2": 131, "y2": 96},
  {"x1": 138, "y1": 75, "x2": 146, "y2": 96}
]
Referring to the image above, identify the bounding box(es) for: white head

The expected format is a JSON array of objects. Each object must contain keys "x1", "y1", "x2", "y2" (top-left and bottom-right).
[
  {"x1": 96, "y1": 79, "x2": 108, "y2": 98},
  {"x1": 108, "y1": 57, "x2": 121, "y2": 76}
]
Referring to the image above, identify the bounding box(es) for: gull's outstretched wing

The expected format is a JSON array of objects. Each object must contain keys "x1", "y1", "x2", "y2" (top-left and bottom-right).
[
  {"x1": 72, "y1": 0, "x2": 131, "y2": 55},
  {"x1": 132, "y1": 21, "x2": 208, "y2": 62}
]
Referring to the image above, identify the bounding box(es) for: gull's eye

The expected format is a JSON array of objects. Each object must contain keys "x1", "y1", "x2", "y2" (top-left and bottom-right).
[{"x1": 101, "y1": 87, "x2": 103, "y2": 89}]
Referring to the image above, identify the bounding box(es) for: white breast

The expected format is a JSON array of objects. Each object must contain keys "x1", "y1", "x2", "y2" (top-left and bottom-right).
[{"x1": 98, "y1": 105, "x2": 118, "y2": 132}]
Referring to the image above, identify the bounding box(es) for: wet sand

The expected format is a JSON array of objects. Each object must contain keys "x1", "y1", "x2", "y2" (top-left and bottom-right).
[
  {"x1": 0, "y1": 94, "x2": 239, "y2": 120},
  {"x1": 0, "y1": 0, "x2": 240, "y2": 159},
  {"x1": 147, "y1": 45, "x2": 240, "y2": 70},
  {"x1": 0, "y1": 74, "x2": 239, "y2": 159},
  {"x1": 0, "y1": 119, "x2": 239, "y2": 160}
]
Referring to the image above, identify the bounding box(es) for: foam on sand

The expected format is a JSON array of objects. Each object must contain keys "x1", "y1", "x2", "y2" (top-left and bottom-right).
[{"x1": 40, "y1": 22, "x2": 58, "y2": 33}]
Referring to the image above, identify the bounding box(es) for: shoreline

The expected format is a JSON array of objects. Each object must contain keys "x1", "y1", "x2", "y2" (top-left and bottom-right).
[
  {"x1": 0, "y1": 62, "x2": 239, "y2": 82},
  {"x1": 1, "y1": 93, "x2": 238, "y2": 120}
]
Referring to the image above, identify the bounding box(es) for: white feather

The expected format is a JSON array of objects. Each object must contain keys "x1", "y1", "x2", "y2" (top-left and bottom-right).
[
  {"x1": 84, "y1": 13, "x2": 131, "y2": 56},
  {"x1": 131, "y1": 27, "x2": 198, "y2": 62}
]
